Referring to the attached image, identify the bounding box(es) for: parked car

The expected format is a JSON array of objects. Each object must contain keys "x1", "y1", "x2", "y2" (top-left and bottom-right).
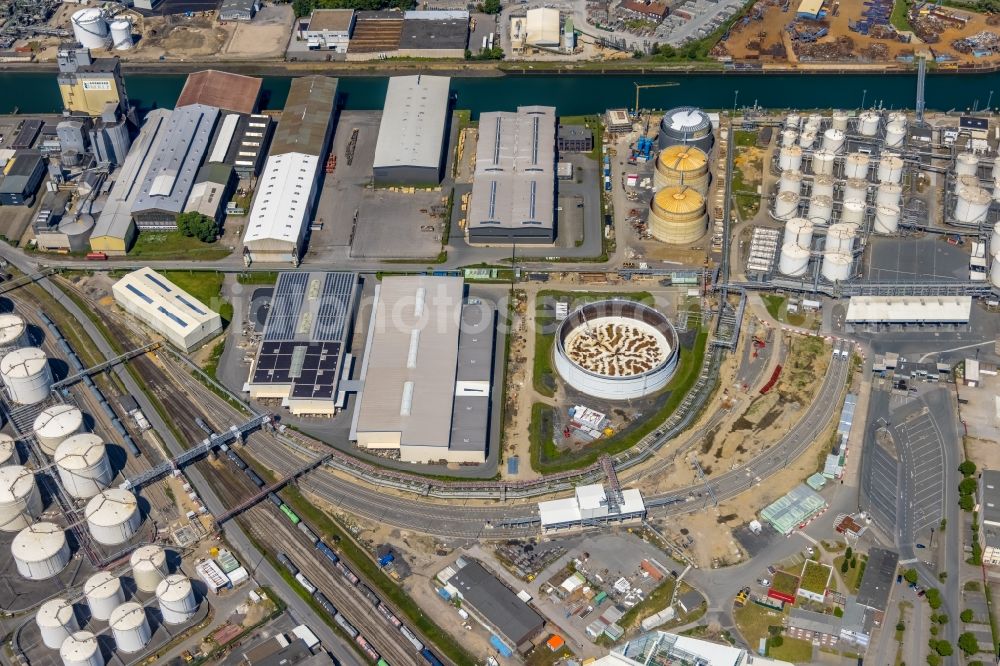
[
  {"x1": 896, "y1": 574, "x2": 903, "y2": 583},
  {"x1": 767, "y1": 565, "x2": 777, "y2": 575},
  {"x1": 758, "y1": 578, "x2": 771, "y2": 587}
]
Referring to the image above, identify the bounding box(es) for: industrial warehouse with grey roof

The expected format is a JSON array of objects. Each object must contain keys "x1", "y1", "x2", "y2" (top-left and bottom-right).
[
  {"x1": 269, "y1": 76, "x2": 338, "y2": 157},
  {"x1": 131, "y1": 103, "x2": 219, "y2": 228},
  {"x1": 372, "y1": 75, "x2": 451, "y2": 186},
  {"x1": 467, "y1": 105, "x2": 556, "y2": 245},
  {"x1": 448, "y1": 560, "x2": 545, "y2": 653}
]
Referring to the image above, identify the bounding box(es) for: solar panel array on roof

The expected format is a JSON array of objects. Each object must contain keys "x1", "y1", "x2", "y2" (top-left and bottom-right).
[{"x1": 252, "y1": 340, "x2": 341, "y2": 399}]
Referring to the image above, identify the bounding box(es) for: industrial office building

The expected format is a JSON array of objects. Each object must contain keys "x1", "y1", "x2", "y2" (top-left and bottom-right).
[
  {"x1": 595, "y1": 631, "x2": 793, "y2": 666},
  {"x1": 298, "y1": 9, "x2": 355, "y2": 51},
  {"x1": 176, "y1": 70, "x2": 262, "y2": 115},
  {"x1": 980, "y1": 469, "x2": 1000, "y2": 567},
  {"x1": 350, "y1": 275, "x2": 495, "y2": 464},
  {"x1": 243, "y1": 76, "x2": 337, "y2": 264},
  {"x1": 218, "y1": 0, "x2": 260, "y2": 21},
  {"x1": 467, "y1": 105, "x2": 556, "y2": 244},
  {"x1": 224, "y1": 114, "x2": 273, "y2": 178},
  {"x1": 184, "y1": 163, "x2": 235, "y2": 224},
  {"x1": 112, "y1": 267, "x2": 223, "y2": 351},
  {"x1": 557, "y1": 124, "x2": 593, "y2": 152},
  {"x1": 845, "y1": 295, "x2": 972, "y2": 325},
  {"x1": 397, "y1": 11, "x2": 469, "y2": 57},
  {"x1": 0, "y1": 151, "x2": 45, "y2": 206},
  {"x1": 56, "y1": 44, "x2": 129, "y2": 117},
  {"x1": 91, "y1": 109, "x2": 170, "y2": 254},
  {"x1": 131, "y1": 103, "x2": 219, "y2": 229},
  {"x1": 372, "y1": 75, "x2": 450, "y2": 187},
  {"x1": 244, "y1": 272, "x2": 359, "y2": 416},
  {"x1": 537, "y1": 484, "x2": 646, "y2": 531}
]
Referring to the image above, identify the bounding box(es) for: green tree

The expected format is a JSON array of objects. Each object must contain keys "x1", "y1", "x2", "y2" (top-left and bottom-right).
[
  {"x1": 926, "y1": 654, "x2": 940, "y2": 666},
  {"x1": 935, "y1": 613, "x2": 947, "y2": 624},
  {"x1": 959, "y1": 478, "x2": 978, "y2": 495},
  {"x1": 176, "y1": 212, "x2": 219, "y2": 243},
  {"x1": 850, "y1": 556, "x2": 857, "y2": 569},
  {"x1": 960, "y1": 495, "x2": 975, "y2": 511},
  {"x1": 769, "y1": 635, "x2": 783, "y2": 648},
  {"x1": 904, "y1": 569, "x2": 919, "y2": 584},
  {"x1": 958, "y1": 632, "x2": 979, "y2": 655},
  {"x1": 896, "y1": 621, "x2": 905, "y2": 632},
  {"x1": 479, "y1": 0, "x2": 501, "y2": 13},
  {"x1": 293, "y1": 0, "x2": 315, "y2": 15},
  {"x1": 925, "y1": 588, "x2": 942, "y2": 610},
  {"x1": 958, "y1": 460, "x2": 977, "y2": 476},
  {"x1": 934, "y1": 640, "x2": 952, "y2": 657},
  {"x1": 845, "y1": 546, "x2": 853, "y2": 559},
  {"x1": 960, "y1": 609, "x2": 974, "y2": 622}
]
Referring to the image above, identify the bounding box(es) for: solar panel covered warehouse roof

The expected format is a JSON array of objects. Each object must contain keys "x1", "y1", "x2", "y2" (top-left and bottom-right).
[
  {"x1": 245, "y1": 272, "x2": 358, "y2": 416},
  {"x1": 468, "y1": 106, "x2": 556, "y2": 245},
  {"x1": 112, "y1": 267, "x2": 223, "y2": 352},
  {"x1": 372, "y1": 75, "x2": 450, "y2": 186}
]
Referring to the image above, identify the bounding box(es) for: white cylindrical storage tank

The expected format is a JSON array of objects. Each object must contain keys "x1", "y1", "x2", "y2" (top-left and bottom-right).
[
  {"x1": 957, "y1": 174, "x2": 981, "y2": 191},
  {"x1": 653, "y1": 145, "x2": 710, "y2": 195},
  {"x1": 783, "y1": 217, "x2": 814, "y2": 249},
  {"x1": 831, "y1": 111, "x2": 849, "y2": 131},
  {"x1": 0, "y1": 313, "x2": 26, "y2": 354},
  {"x1": 71, "y1": 8, "x2": 110, "y2": 50},
  {"x1": 803, "y1": 120, "x2": 820, "y2": 135},
  {"x1": 778, "y1": 145, "x2": 803, "y2": 172},
  {"x1": 798, "y1": 130, "x2": 817, "y2": 149},
  {"x1": 822, "y1": 128, "x2": 845, "y2": 153},
  {"x1": 822, "y1": 252, "x2": 853, "y2": 282},
  {"x1": 773, "y1": 191, "x2": 800, "y2": 220},
  {"x1": 0, "y1": 465, "x2": 41, "y2": 532},
  {"x1": 38, "y1": 598, "x2": 79, "y2": 650},
  {"x1": 130, "y1": 544, "x2": 168, "y2": 593},
  {"x1": 1, "y1": 347, "x2": 52, "y2": 405},
  {"x1": 825, "y1": 223, "x2": 856, "y2": 253},
  {"x1": 876, "y1": 182, "x2": 902, "y2": 207},
  {"x1": 156, "y1": 574, "x2": 197, "y2": 625},
  {"x1": 33, "y1": 404, "x2": 85, "y2": 456},
  {"x1": 0, "y1": 433, "x2": 16, "y2": 467},
  {"x1": 843, "y1": 153, "x2": 870, "y2": 180},
  {"x1": 778, "y1": 244, "x2": 811, "y2": 277},
  {"x1": 812, "y1": 174, "x2": 835, "y2": 199},
  {"x1": 85, "y1": 489, "x2": 140, "y2": 546},
  {"x1": 888, "y1": 111, "x2": 907, "y2": 126},
  {"x1": 991, "y1": 156, "x2": 1000, "y2": 182},
  {"x1": 992, "y1": 181, "x2": 1000, "y2": 203},
  {"x1": 956, "y1": 152, "x2": 980, "y2": 177},
  {"x1": 954, "y1": 186, "x2": 992, "y2": 224},
  {"x1": 884, "y1": 122, "x2": 906, "y2": 148},
  {"x1": 60, "y1": 631, "x2": 103, "y2": 666},
  {"x1": 56, "y1": 434, "x2": 113, "y2": 499},
  {"x1": 779, "y1": 169, "x2": 803, "y2": 195},
  {"x1": 874, "y1": 204, "x2": 901, "y2": 234},
  {"x1": 109, "y1": 602, "x2": 150, "y2": 653},
  {"x1": 85, "y1": 572, "x2": 124, "y2": 621},
  {"x1": 991, "y1": 251, "x2": 1000, "y2": 288},
  {"x1": 109, "y1": 18, "x2": 132, "y2": 50},
  {"x1": 811, "y1": 149, "x2": 836, "y2": 176},
  {"x1": 13, "y1": 522, "x2": 69, "y2": 580},
  {"x1": 858, "y1": 111, "x2": 880, "y2": 136},
  {"x1": 807, "y1": 195, "x2": 834, "y2": 223},
  {"x1": 841, "y1": 199, "x2": 866, "y2": 224},
  {"x1": 785, "y1": 113, "x2": 801, "y2": 130},
  {"x1": 781, "y1": 129, "x2": 798, "y2": 147},
  {"x1": 878, "y1": 154, "x2": 904, "y2": 183},
  {"x1": 844, "y1": 178, "x2": 868, "y2": 203},
  {"x1": 807, "y1": 113, "x2": 823, "y2": 128},
  {"x1": 991, "y1": 221, "x2": 1000, "y2": 249}
]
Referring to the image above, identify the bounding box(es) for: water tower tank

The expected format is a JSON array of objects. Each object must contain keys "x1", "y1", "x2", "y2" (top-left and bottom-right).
[
  {"x1": 822, "y1": 128, "x2": 845, "y2": 153},
  {"x1": 71, "y1": 8, "x2": 110, "y2": 50},
  {"x1": 821, "y1": 252, "x2": 853, "y2": 282},
  {"x1": 783, "y1": 217, "x2": 814, "y2": 249},
  {"x1": 779, "y1": 170, "x2": 803, "y2": 195},
  {"x1": 109, "y1": 602, "x2": 151, "y2": 653},
  {"x1": 844, "y1": 179, "x2": 868, "y2": 203},
  {"x1": 37, "y1": 598, "x2": 79, "y2": 650},
  {"x1": 130, "y1": 544, "x2": 168, "y2": 592},
  {"x1": 1, "y1": 347, "x2": 52, "y2": 405},
  {"x1": 877, "y1": 155, "x2": 904, "y2": 183},
  {"x1": 831, "y1": 111, "x2": 849, "y2": 131},
  {"x1": 885, "y1": 122, "x2": 906, "y2": 148},
  {"x1": 773, "y1": 191, "x2": 800, "y2": 220},
  {"x1": 811, "y1": 149, "x2": 836, "y2": 176},
  {"x1": 156, "y1": 574, "x2": 197, "y2": 624},
  {"x1": 33, "y1": 404, "x2": 84, "y2": 456},
  {"x1": 798, "y1": 130, "x2": 816, "y2": 149},
  {"x1": 991, "y1": 251, "x2": 1000, "y2": 289},
  {"x1": 825, "y1": 224, "x2": 855, "y2": 254},
  {"x1": 0, "y1": 465, "x2": 41, "y2": 532},
  {"x1": 954, "y1": 186, "x2": 992, "y2": 224},
  {"x1": 778, "y1": 146, "x2": 803, "y2": 172},
  {"x1": 876, "y1": 183, "x2": 903, "y2": 207},
  {"x1": 874, "y1": 205, "x2": 901, "y2": 234},
  {"x1": 55, "y1": 434, "x2": 113, "y2": 499},
  {"x1": 12, "y1": 522, "x2": 69, "y2": 580},
  {"x1": 858, "y1": 111, "x2": 880, "y2": 136},
  {"x1": 60, "y1": 631, "x2": 103, "y2": 666},
  {"x1": 0, "y1": 433, "x2": 16, "y2": 467},
  {"x1": 653, "y1": 145, "x2": 710, "y2": 194},
  {"x1": 85, "y1": 489, "x2": 140, "y2": 546},
  {"x1": 807, "y1": 195, "x2": 833, "y2": 224},
  {"x1": 85, "y1": 572, "x2": 125, "y2": 621},
  {"x1": 781, "y1": 129, "x2": 798, "y2": 147},
  {"x1": 0, "y1": 314, "x2": 26, "y2": 354},
  {"x1": 110, "y1": 19, "x2": 132, "y2": 50},
  {"x1": 956, "y1": 152, "x2": 980, "y2": 177},
  {"x1": 843, "y1": 153, "x2": 870, "y2": 180},
  {"x1": 778, "y1": 244, "x2": 811, "y2": 277},
  {"x1": 647, "y1": 186, "x2": 707, "y2": 245}
]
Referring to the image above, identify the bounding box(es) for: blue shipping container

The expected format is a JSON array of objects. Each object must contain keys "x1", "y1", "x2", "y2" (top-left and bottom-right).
[
  {"x1": 489, "y1": 635, "x2": 513, "y2": 657},
  {"x1": 378, "y1": 553, "x2": 394, "y2": 566}
]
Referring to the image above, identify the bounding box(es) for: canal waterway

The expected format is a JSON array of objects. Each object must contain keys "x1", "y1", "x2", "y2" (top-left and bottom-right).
[{"x1": 2, "y1": 69, "x2": 1000, "y2": 116}]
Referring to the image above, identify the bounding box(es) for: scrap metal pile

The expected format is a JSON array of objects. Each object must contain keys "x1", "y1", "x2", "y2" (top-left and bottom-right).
[
  {"x1": 952, "y1": 30, "x2": 1000, "y2": 55},
  {"x1": 794, "y1": 34, "x2": 855, "y2": 59}
]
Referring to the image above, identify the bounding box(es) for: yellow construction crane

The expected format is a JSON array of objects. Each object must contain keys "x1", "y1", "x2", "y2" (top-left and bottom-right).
[{"x1": 634, "y1": 82, "x2": 680, "y2": 113}]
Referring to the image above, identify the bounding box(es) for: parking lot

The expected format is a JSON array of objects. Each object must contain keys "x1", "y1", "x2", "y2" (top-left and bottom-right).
[{"x1": 892, "y1": 395, "x2": 947, "y2": 535}]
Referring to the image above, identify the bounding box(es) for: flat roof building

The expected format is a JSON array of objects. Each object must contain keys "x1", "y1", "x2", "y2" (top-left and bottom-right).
[
  {"x1": 243, "y1": 76, "x2": 337, "y2": 264},
  {"x1": 225, "y1": 114, "x2": 273, "y2": 178},
  {"x1": 0, "y1": 151, "x2": 45, "y2": 206},
  {"x1": 398, "y1": 11, "x2": 469, "y2": 57},
  {"x1": 244, "y1": 272, "x2": 359, "y2": 416},
  {"x1": 468, "y1": 105, "x2": 556, "y2": 245},
  {"x1": 350, "y1": 276, "x2": 494, "y2": 464},
  {"x1": 298, "y1": 9, "x2": 355, "y2": 52},
  {"x1": 219, "y1": 0, "x2": 260, "y2": 21},
  {"x1": 538, "y1": 484, "x2": 646, "y2": 531},
  {"x1": 980, "y1": 469, "x2": 1000, "y2": 567},
  {"x1": 132, "y1": 103, "x2": 219, "y2": 229},
  {"x1": 91, "y1": 109, "x2": 170, "y2": 255},
  {"x1": 846, "y1": 295, "x2": 972, "y2": 324},
  {"x1": 595, "y1": 631, "x2": 793, "y2": 666},
  {"x1": 176, "y1": 70, "x2": 262, "y2": 115},
  {"x1": 184, "y1": 163, "x2": 235, "y2": 223},
  {"x1": 112, "y1": 267, "x2": 223, "y2": 351},
  {"x1": 372, "y1": 75, "x2": 451, "y2": 187},
  {"x1": 447, "y1": 560, "x2": 545, "y2": 653},
  {"x1": 525, "y1": 7, "x2": 560, "y2": 46}
]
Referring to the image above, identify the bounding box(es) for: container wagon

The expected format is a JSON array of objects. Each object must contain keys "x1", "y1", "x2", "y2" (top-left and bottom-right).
[
  {"x1": 277, "y1": 553, "x2": 298, "y2": 576},
  {"x1": 356, "y1": 635, "x2": 380, "y2": 662},
  {"x1": 335, "y1": 560, "x2": 359, "y2": 585},
  {"x1": 359, "y1": 584, "x2": 380, "y2": 606},
  {"x1": 267, "y1": 493, "x2": 283, "y2": 507},
  {"x1": 377, "y1": 603, "x2": 402, "y2": 628},
  {"x1": 420, "y1": 648, "x2": 444, "y2": 666},
  {"x1": 334, "y1": 613, "x2": 359, "y2": 638},
  {"x1": 316, "y1": 541, "x2": 339, "y2": 564},
  {"x1": 316, "y1": 592, "x2": 337, "y2": 616},
  {"x1": 297, "y1": 522, "x2": 319, "y2": 545},
  {"x1": 294, "y1": 572, "x2": 317, "y2": 595},
  {"x1": 400, "y1": 625, "x2": 424, "y2": 651},
  {"x1": 226, "y1": 450, "x2": 247, "y2": 470},
  {"x1": 280, "y1": 505, "x2": 301, "y2": 524},
  {"x1": 246, "y1": 469, "x2": 264, "y2": 487}
]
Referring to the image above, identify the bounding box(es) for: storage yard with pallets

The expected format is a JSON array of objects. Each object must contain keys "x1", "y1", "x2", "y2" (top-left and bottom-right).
[{"x1": 716, "y1": 0, "x2": 1000, "y2": 67}]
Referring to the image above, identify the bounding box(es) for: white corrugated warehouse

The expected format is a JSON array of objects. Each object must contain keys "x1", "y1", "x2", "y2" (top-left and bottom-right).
[
  {"x1": 111, "y1": 267, "x2": 222, "y2": 352},
  {"x1": 537, "y1": 484, "x2": 646, "y2": 531},
  {"x1": 845, "y1": 296, "x2": 972, "y2": 324},
  {"x1": 372, "y1": 75, "x2": 451, "y2": 187},
  {"x1": 526, "y1": 7, "x2": 560, "y2": 46},
  {"x1": 242, "y1": 153, "x2": 320, "y2": 264}
]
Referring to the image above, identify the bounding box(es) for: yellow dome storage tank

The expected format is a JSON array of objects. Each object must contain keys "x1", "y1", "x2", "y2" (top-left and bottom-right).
[
  {"x1": 648, "y1": 186, "x2": 708, "y2": 245},
  {"x1": 652, "y1": 145, "x2": 710, "y2": 195}
]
